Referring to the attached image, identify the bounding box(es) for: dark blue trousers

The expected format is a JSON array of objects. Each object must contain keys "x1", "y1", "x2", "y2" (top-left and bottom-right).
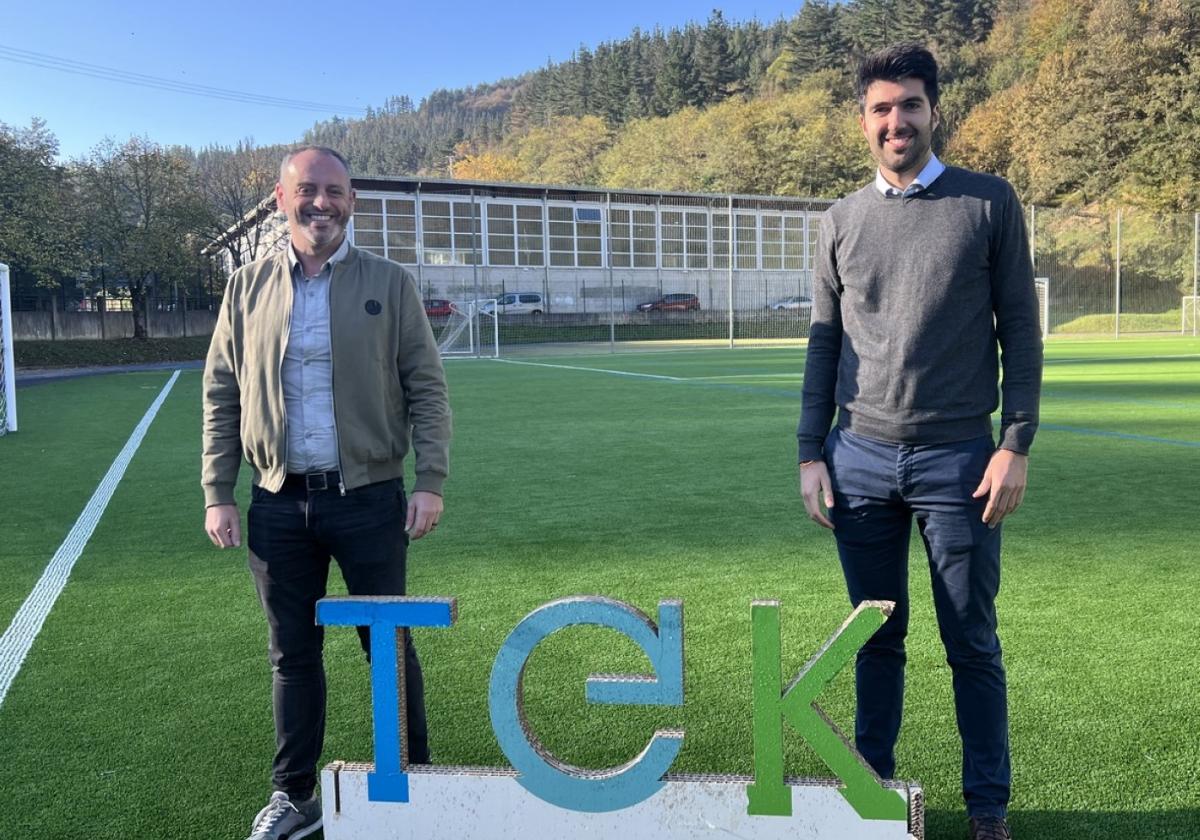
[
  {"x1": 247, "y1": 476, "x2": 428, "y2": 800},
  {"x1": 825, "y1": 427, "x2": 1010, "y2": 819}
]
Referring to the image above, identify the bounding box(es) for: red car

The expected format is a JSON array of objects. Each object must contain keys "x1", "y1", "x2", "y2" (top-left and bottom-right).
[
  {"x1": 423, "y1": 299, "x2": 454, "y2": 318},
  {"x1": 637, "y1": 293, "x2": 700, "y2": 312}
]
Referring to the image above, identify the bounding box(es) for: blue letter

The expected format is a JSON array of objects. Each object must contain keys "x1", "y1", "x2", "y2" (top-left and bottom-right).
[{"x1": 316, "y1": 596, "x2": 456, "y2": 803}]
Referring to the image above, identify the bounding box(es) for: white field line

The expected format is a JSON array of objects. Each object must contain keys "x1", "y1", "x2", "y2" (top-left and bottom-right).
[
  {"x1": 685, "y1": 373, "x2": 802, "y2": 380},
  {"x1": 0, "y1": 370, "x2": 181, "y2": 709},
  {"x1": 493, "y1": 358, "x2": 686, "y2": 381}
]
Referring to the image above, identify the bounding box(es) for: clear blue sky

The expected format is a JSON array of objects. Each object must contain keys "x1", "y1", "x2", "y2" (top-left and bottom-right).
[{"x1": 3, "y1": 0, "x2": 803, "y2": 161}]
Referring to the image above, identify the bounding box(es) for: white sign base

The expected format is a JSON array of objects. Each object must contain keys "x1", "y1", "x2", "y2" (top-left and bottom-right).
[{"x1": 321, "y1": 762, "x2": 923, "y2": 839}]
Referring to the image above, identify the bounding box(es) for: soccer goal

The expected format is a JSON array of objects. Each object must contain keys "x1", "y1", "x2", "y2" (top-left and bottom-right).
[
  {"x1": 1034, "y1": 277, "x2": 1050, "y2": 340},
  {"x1": 437, "y1": 300, "x2": 499, "y2": 358},
  {"x1": 1183, "y1": 295, "x2": 1199, "y2": 335},
  {"x1": 1, "y1": 262, "x2": 17, "y2": 435}
]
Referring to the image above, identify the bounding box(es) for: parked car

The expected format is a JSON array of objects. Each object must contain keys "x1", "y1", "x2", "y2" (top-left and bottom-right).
[
  {"x1": 423, "y1": 298, "x2": 454, "y2": 318},
  {"x1": 637, "y1": 293, "x2": 700, "y2": 312},
  {"x1": 768, "y1": 295, "x2": 813, "y2": 311},
  {"x1": 481, "y1": 292, "x2": 545, "y2": 315}
]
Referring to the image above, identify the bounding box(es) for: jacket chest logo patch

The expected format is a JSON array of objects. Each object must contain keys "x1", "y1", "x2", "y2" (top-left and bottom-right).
[{"x1": 365, "y1": 299, "x2": 382, "y2": 315}]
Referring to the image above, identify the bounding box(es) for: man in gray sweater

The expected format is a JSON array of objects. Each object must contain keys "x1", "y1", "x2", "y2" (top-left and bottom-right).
[{"x1": 797, "y1": 44, "x2": 1042, "y2": 840}]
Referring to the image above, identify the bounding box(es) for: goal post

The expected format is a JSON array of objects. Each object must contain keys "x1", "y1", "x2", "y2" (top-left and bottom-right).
[
  {"x1": 1034, "y1": 277, "x2": 1050, "y2": 340},
  {"x1": 1, "y1": 262, "x2": 17, "y2": 435},
  {"x1": 1183, "y1": 295, "x2": 1198, "y2": 336},
  {"x1": 437, "y1": 300, "x2": 499, "y2": 359}
]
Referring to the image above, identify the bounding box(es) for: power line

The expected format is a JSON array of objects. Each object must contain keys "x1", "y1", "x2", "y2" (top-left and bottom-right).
[{"x1": 0, "y1": 43, "x2": 370, "y2": 115}]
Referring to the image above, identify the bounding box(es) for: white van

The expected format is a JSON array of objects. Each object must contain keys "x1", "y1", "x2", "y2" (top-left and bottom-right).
[{"x1": 482, "y1": 292, "x2": 545, "y2": 315}]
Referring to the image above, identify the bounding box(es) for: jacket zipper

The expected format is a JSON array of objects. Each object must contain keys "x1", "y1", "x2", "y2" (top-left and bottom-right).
[{"x1": 328, "y1": 263, "x2": 346, "y2": 496}]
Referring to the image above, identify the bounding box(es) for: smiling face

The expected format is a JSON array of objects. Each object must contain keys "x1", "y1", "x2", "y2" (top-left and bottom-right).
[
  {"x1": 859, "y1": 77, "x2": 939, "y2": 188},
  {"x1": 275, "y1": 149, "x2": 355, "y2": 259}
]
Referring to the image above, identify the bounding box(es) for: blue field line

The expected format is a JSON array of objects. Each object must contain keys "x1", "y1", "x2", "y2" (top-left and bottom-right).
[
  {"x1": 1040, "y1": 390, "x2": 1198, "y2": 411},
  {"x1": 1037, "y1": 424, "x2": 1200, "y2": 448}
]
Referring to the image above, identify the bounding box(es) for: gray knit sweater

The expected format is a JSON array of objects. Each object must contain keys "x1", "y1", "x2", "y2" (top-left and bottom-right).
[{"x1": 797, "y1": 166, "x2": 1043, "y2": 461}]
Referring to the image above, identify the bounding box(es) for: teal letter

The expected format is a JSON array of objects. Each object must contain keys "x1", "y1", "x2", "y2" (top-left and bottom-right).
[{"x1": 488, "y1": 596, "x2": 684, "y2": 812}]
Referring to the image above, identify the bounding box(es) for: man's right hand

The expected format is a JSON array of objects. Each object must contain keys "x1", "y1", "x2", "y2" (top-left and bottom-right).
[
  {"x1": 800, "y1": 460, "x2": 835, "y2": 530},
  {"x1": 205, "y1": 504, "x2": 242, "y2": 548}
]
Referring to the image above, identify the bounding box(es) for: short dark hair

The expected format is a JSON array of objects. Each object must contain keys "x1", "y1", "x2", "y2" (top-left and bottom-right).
[
  {"x1": 279, "y1": 145, "x2": 352, "y2": 181},
  {"x1": 857, "y1": 43, "x2": 939, "y2": 110}
]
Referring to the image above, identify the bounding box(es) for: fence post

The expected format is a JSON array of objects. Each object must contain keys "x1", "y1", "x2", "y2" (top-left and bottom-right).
[
  {"x1": 1193, "y1": 212, "x2": 1198, "y2": 337},
  {"x1": 727, "y1": 194, "x2": 734, "y2": 349},
  {"x1": 1114, "y1": 208, "x2": 1122, "y2": 340},
  {"x1": 470, "y1": 188, "x2": 480, "y2": 359},
  {"x1": 1029, "y1": 204, "x2": 1037, "y2": 272},
  {"x1": 606, "y1": 193, "x2": 615, "y2": 352}
]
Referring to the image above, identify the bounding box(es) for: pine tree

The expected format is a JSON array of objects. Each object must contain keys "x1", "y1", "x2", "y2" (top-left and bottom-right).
[
  {"x1": 695, "y1": 10, "x2": 736, "y2": 103},
  {"x1": 786, "y1": 0, "x2": 849, "y2": 79}
]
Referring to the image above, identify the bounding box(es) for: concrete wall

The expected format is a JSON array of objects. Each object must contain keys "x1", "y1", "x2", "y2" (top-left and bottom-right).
[{"x1": 13, "y1": 309, "x2": 218, "y2": 341}]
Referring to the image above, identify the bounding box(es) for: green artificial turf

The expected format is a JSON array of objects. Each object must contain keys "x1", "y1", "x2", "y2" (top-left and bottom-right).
[{"x1": 0, "y1": 337, "x2": 1196, "y2": 839}]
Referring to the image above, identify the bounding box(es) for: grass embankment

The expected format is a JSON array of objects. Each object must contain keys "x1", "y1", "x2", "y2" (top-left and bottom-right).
[
  {"x1": 15, "y1": 336, "x2": 212, "y2": 369},
  {"x1": 1055, "y1": 310, "x2": 1182, "y2": 334}
]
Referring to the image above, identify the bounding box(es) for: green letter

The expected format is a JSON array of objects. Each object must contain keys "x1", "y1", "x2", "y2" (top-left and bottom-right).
[{"x1": 747, "y1": 600, "x2": 907, "y2": 821}]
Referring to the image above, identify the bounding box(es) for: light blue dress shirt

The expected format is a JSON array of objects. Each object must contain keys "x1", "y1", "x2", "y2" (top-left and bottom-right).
[
  {"x1": 874, "y1": 153, "x2": 946, "y2": 198},
  {"x1": 283, "y1": 237, "x2": 349, "y2": 474}
]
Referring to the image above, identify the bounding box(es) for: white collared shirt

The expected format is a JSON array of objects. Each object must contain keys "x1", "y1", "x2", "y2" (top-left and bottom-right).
[
  {"x1": 282, "y1": 236, "x2": 350, "y2": 473},
  {"x1": 875, "y1": 153, "x2": 946, "y2": 198}
]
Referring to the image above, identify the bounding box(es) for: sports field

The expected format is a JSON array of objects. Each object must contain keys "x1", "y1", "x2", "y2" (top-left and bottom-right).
[{"x1": 1, "y1": 337, "x2": 1197, "y2": 840}]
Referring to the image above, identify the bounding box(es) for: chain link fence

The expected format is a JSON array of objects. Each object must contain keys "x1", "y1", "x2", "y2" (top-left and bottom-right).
[
  {"x1": 12, "y1": 186, "x2": 1199, "y2": 348},
  {"x1": 1032, "y1": 206, "x2": 1200, "y2": 337}
]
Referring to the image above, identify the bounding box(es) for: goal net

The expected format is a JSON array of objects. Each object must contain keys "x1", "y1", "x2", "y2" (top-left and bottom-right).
[
  {"x1": 1, "y1": 263, "x2": 16, "y2": 435},
  {"x1": 1183, "y1": 295, "x2": 1199, "y2": 335},
  {"x1": 437, "y1": 300, "x2": 499, "y2": 358},
  {"x1": 1034, "y1": 277, "x2": 1050, "y2": 340}
]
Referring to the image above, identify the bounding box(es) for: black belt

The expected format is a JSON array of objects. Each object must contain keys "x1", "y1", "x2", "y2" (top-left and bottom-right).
[{"x1": 284, "y1": 470, "x2": 342, "y2": 492}]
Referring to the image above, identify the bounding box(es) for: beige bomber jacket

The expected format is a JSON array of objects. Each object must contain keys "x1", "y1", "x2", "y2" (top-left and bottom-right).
[{"x1": 201, "y1": 244, "x2": 451, "y2": 507}]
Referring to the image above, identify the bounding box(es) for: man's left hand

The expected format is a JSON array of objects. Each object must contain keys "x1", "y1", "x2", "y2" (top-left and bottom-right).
[
  {"x1": 972, "y1": 449, "x2": 1028, "y2": 528},
  {"x1": 406, "y1": 491, "x2": 443, "y2": 540}
]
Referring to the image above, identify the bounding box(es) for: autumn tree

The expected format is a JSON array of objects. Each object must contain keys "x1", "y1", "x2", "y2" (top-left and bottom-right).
[
  {"x1": 79, "y1": 138, "x2": 209, "y2": 338},
  {"x1": 195, "y1": 140, "x2": 279, "y2": 269},
  {"x1": 0, "y1": 120, "x2": 82, "y2": 296}
]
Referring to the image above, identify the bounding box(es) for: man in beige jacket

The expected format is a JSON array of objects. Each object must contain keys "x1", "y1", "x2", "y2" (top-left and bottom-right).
[{"x1": 202, "y1": 146, "x2": 451, "y2": 840}]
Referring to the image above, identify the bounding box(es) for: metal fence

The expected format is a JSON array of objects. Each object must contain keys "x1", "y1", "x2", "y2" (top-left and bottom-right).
[
  {"x1": 1032, "y1": 207, "x2": 1200, "y2": 337},
  {"x1": 11, "y1": 198, "x2": 1200, "y2": 347}
]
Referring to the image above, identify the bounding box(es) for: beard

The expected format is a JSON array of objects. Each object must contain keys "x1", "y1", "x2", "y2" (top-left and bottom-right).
[
  {"x1": 875, "y1": 129, "x2": 931, "y2": 176},
  {"x1": 293, "y1": 209, "x2": 346, "y2": 250}
]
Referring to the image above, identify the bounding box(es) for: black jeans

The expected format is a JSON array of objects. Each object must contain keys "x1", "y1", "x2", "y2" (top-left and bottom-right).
[{"x1": 247, "y1": 476, "x2": 428, "y2": 800}]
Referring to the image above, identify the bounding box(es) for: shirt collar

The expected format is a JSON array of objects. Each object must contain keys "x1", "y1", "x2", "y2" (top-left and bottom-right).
[
  {"x1": 875, "y1": 153, "x2": 946, "y2": 198},
  {"x1": 287, "y1": 235, "x2": 350, "y2": 277}
]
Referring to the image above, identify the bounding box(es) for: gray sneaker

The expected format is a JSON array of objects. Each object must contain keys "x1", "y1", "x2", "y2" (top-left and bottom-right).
[{"x1": 246, "y1": 791, "x2": 322, "y2": 840}]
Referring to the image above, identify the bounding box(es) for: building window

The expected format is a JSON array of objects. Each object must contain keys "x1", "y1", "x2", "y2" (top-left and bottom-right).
[
  {"x1": 661, "y1": 210, "x2": 684, "y2": 269},
  {"x1": 352, "y1": 197, "x2": 385, "y2": 256},
  {"x1": 632, "y1": 209, "x2": 655, "y2": 268},
  {"x1": 422, "y1": 199, "x2": 481, "y2": 265},
  {"x1": 735, "y1": 213, "x2": 758, "y2": 270},
  {"x1": 686, "y1": 211, "x2": 708, "y2": 269},
  {"x1": 487, "y1": 203, "x2": 516, "y2": 266},
  {"x1": 712, "y1": 212, "x2": 730, "y2": 269},
  {"x1": 386, "y1": 199, "x2": 416, "y2": 264},
  {"x1": 517, "y1": 204, "x2": 545, "y2": 267},
  {"x1": 547, "y1": 204, "x2": 603, "y2": 268},
  {"x1": 353, "y1": 196, "x2": 417, "y2": 263},
  {"x1": 783, "y1": 215, "x2": 805, "y2": 271},
  {"x1": 762, "y1": 214, "x2": 784, "y2": 270}
]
